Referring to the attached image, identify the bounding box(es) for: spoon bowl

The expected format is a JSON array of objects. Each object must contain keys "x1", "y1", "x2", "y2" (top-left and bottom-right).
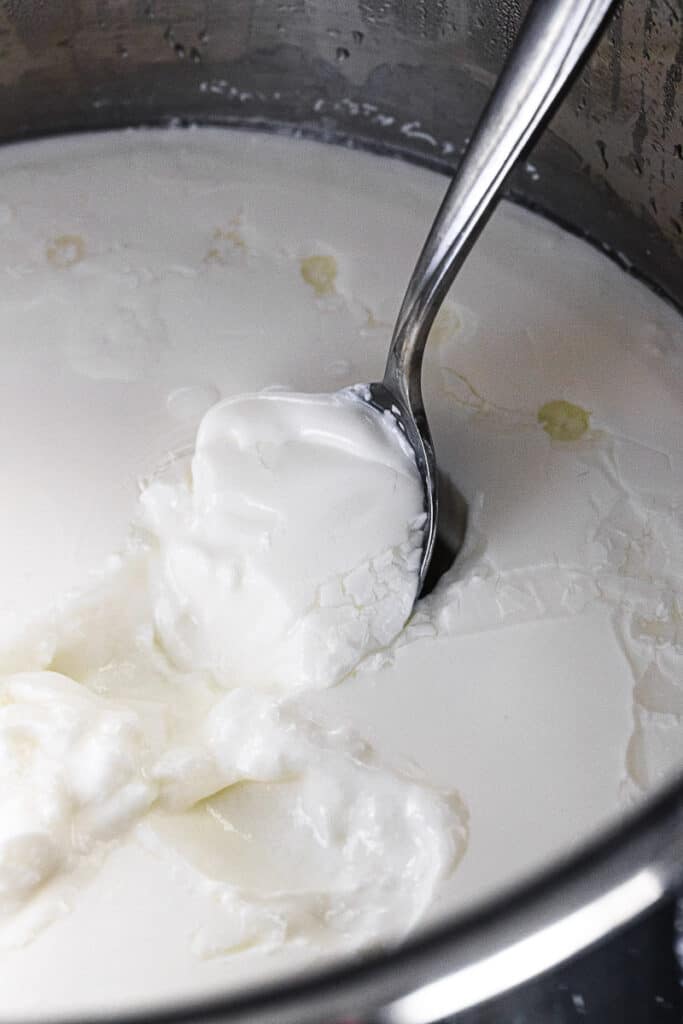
[{"x1": 363, "y1": 381, "x2": 438, "y2": 595}]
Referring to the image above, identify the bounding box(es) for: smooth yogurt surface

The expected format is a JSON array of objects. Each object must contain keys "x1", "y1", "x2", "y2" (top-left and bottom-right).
[{"x1": 0, "y1": 128, "x2": 681, "y2": 1019}]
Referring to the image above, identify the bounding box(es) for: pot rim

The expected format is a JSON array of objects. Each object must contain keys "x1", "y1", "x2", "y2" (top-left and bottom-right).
[
  {"x1": 50, "y1": 765, "x2": 683, "y2": 1024},
  {"x1": 9, "y1": 121, "x2": 683, "y2": 1024}
]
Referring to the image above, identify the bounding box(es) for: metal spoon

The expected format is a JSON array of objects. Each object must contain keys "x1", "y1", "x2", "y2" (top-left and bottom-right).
[{"x1": 363, "y1": 0, "x2": 616, "y2": 593}]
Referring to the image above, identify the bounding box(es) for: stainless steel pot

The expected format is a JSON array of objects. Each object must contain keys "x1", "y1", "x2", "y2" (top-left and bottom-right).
[{"x1": 2, "y1": 2, "x2": 681, "y2": 1022}]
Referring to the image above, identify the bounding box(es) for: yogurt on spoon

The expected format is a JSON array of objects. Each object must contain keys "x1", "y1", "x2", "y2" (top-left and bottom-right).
[
  {"x1": 0, "y1": 380, "x2": 460, "y2": 957},
  {"x1": 142, "y1": 387, "x2": 426, "y2": 692}
]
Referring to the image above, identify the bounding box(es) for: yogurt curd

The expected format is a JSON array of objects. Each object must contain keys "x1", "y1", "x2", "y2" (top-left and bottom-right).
[
  {"x1": 0, "y1": 128, "x2": 681, "y2": 1019},
  {"x1": 142, "y1": 387, "x2": 426, "y2": 691},
  {"x1": 1, "y1": 384, "x2": 455, "y2": 957}
]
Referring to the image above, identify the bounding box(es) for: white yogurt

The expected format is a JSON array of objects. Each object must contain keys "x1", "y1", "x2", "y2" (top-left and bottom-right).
[
  {"x1": 0, "y1": 386, "x2": 455, "y2": 959},
  {"x1": 142, "y1": 388, "x2": 425, "y2": 691},
  {"x1": 0, "y1": 128, "x2": 680, "y2": 1019}
]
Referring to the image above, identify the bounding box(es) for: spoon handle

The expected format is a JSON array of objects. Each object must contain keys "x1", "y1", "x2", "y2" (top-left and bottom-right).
[{"x1": 383, "y1": 0, "x2": 617, "y2": 409}]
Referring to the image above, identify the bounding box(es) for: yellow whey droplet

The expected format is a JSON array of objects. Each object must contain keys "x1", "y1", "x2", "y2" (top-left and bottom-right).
[
  {"x1": 46, "y1": 234, "x2": 85, "y2": 268},
  {"x1": 203, "y1": 224, "x2": 246, "y2": 264},
  {"x1": 300, "y1": 254, "x2": 337, "y2": 296},
  {"x1": 537, "y1": 399, "x2": 590, "y2": 442},
  {"x1": 215, "y1": 224, "x2": 246, "y2": 249}
]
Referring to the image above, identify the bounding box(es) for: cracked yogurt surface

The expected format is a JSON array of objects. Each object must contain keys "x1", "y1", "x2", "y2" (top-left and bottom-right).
[
  {"x1": 141, "y1": 387, "x2": 426, "y2": 691},
  {"x1": 0, "y1": 129, "x2": 681, "y2": 1019}
]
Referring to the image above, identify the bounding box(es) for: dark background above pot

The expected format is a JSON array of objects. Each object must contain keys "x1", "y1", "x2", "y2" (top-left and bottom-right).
[{"x1": 0, "y1": 0, "x2": 680, "y2": 306}]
